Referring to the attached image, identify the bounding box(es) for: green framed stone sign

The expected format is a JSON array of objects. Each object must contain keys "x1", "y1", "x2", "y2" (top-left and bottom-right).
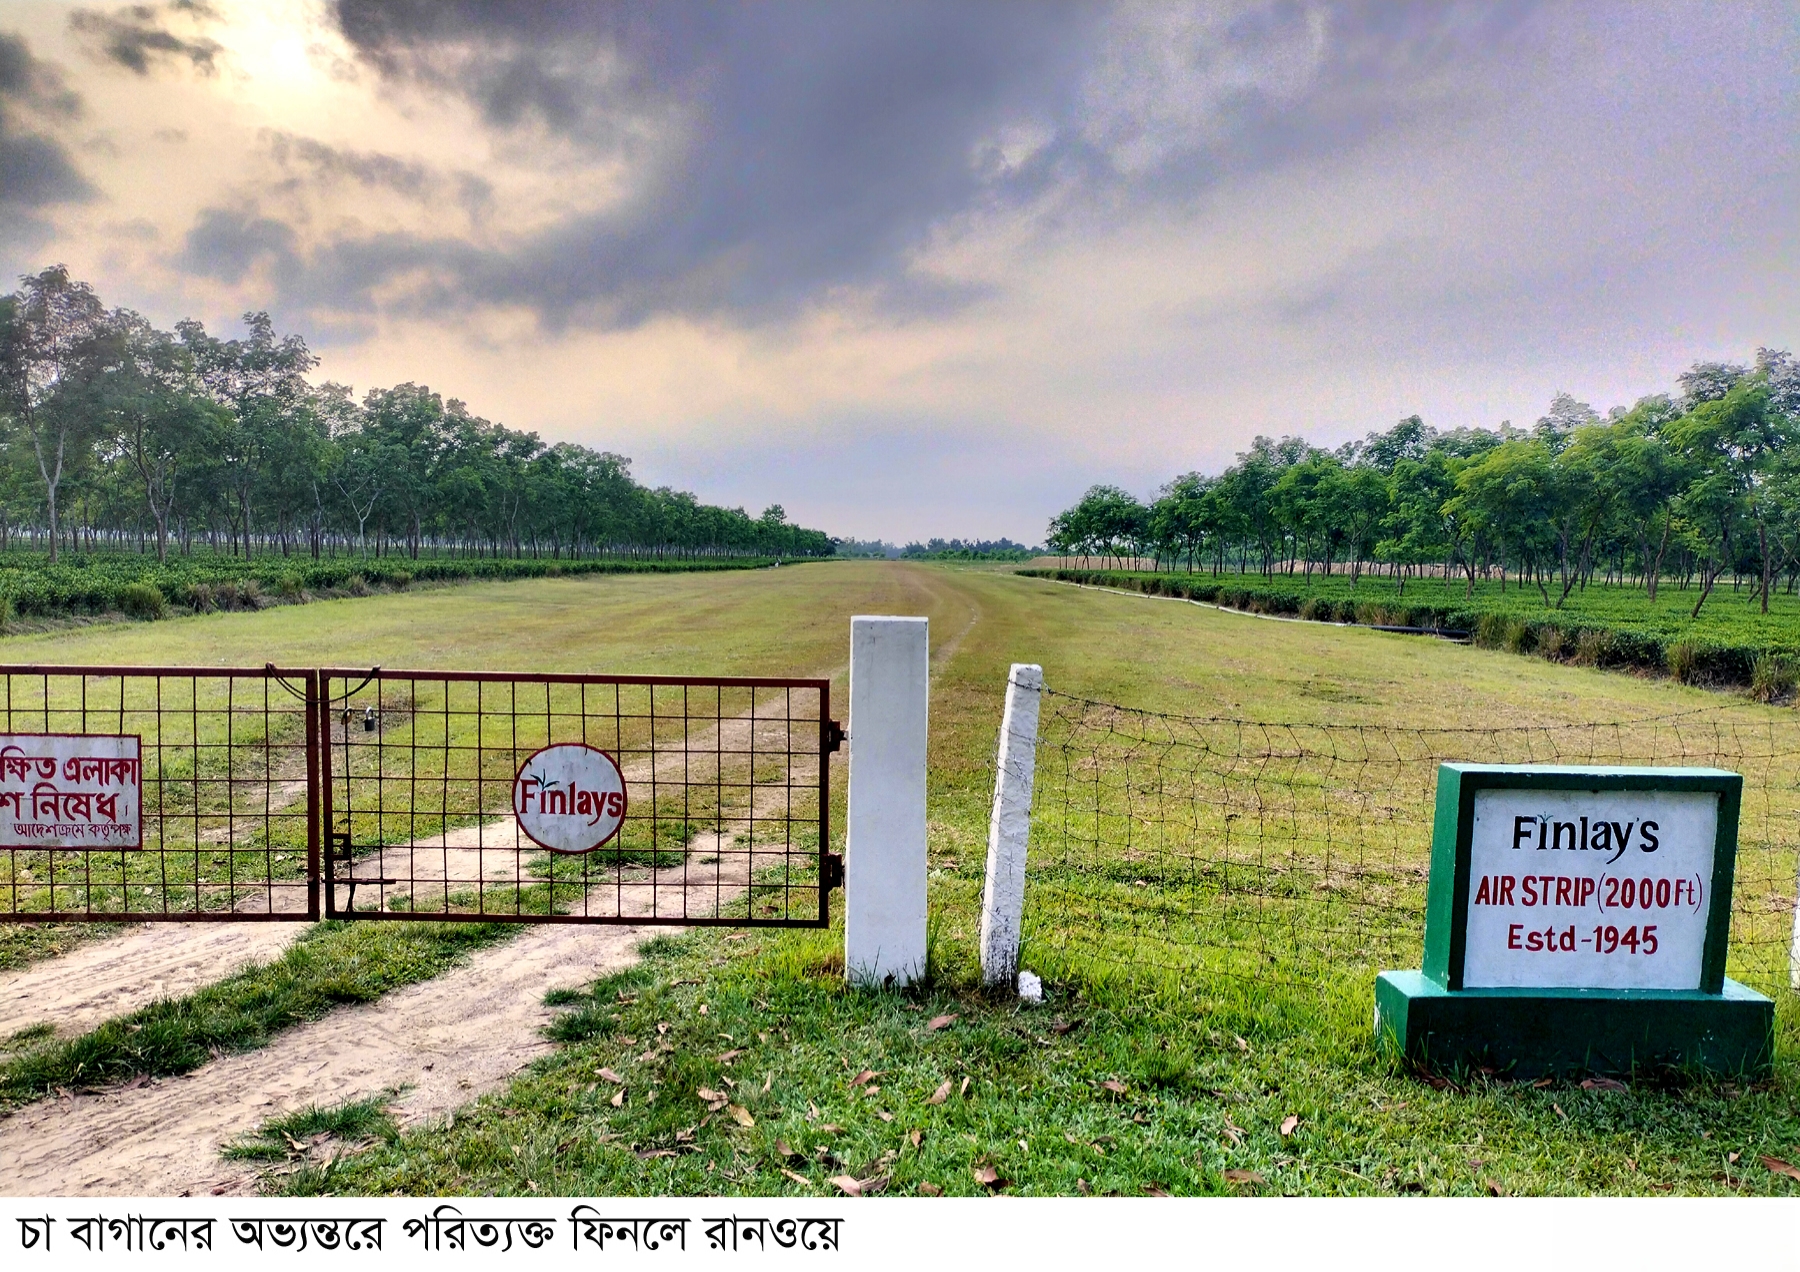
[{"x1": 1375, "y1": 764, "x2": 1773, "y2": 1077}]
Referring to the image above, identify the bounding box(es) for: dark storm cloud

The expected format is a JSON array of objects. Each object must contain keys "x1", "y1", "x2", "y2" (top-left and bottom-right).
[
  {"x1": 177, "y1": 2, "x2": 1545, "y2": 326},
  {"x1": 69, "y1": 2, "x2": 223, "y2": 77},
  {"x1": 177, "y1": 206, "x2": 299, "y2": 284},
  {"x1": 0, "y1": 33, "x2": 93, "y2": 249}
]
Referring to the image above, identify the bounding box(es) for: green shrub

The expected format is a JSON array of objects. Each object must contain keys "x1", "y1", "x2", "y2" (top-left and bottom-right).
[
  {"x1": 346, "y1": 575, "x2": 372, "y2": 597},
  {"x1": 1573, "y1": 629, "x2": 1612, "y2": 666},
  {"x1": 277, "y1": 574, "x2": 303, "y2": 598},
  {"x1": 186, "y1": 582, "x2": 215, "y2": 612},
  {"x1": 1299, "y1": 597, "x2": 1329, "y2": 622},
  {"x1": 1666, "y1": 639, "x2": 1705, "y2": 684},
  {"x1": 1503, "y1": 620, "x2": 1534, "y2": 654},
  {"x1": 1473, "y1": 612, "x2": 1508, "y2": 649},
  {"x1": 1750, "y1": 655, "x2": 1797, "y2": 703},
  {"x1": 215, "y1": 581, "x2": 241, "y2": 610},
  {"x1": 1535, "y1": 625, "x2": 1570, "y2": 660},
  {"x1": 389, "y1": 571, "x2": 412, "y2": 590},
  {"x1": 117, "y1": 582, "x2": 167, "y2": 620}
]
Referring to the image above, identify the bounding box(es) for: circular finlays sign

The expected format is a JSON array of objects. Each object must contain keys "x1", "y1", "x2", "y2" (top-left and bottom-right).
[{"x1": 512, "y1": 743, "x2": 628, "y2": 854}]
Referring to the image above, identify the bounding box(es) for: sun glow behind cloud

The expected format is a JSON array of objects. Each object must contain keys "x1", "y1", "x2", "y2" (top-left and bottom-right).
[{"x1": 2, "y1": 1, "x2": 1795, "y2": 540}]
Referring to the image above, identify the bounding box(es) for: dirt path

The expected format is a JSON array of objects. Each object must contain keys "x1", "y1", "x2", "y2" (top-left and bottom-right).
[
  {"x1": 0, "y1": 847, "x2": 766, "y2": 1197},
  {"x1": 0, "y1": 923, "x2": 302, "y2": 1042},
  {"x1": 0, "y1": 920, "x2": 651, "y2": 1195}
]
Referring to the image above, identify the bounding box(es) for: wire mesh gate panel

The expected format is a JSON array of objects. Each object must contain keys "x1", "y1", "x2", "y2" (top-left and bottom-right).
[
  {"x1": 321, "y1": 670, "x2": 835, "y2": 926},
  {"x1": 0, "y1": 665, "x2": 319, "y2": 923}
]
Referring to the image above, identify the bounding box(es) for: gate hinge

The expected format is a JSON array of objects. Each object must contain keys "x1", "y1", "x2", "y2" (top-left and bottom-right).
[
  {"x1": 825, "y1": 720, "x2": 846, "y2": 753},
  {"x1": 821, "y1": 851, "x2": 844, "y2": 893}
]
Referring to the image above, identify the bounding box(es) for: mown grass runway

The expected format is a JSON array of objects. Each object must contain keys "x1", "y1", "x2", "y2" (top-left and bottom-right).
[{"x1": 4, "y1": 562, "x2": 1799, "y2": 1195}]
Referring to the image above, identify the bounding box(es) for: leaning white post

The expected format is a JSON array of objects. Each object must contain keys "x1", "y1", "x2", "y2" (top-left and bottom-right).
[
  {"x1": 1790, "y1": 860, "x2": 1800, "y2": 992},
  {"x1": 845, "y1": 615, "x2": 929, "y2": 988},
  {"x1": 980, "y1": 663, "x2": 1043, "y2": 988}
]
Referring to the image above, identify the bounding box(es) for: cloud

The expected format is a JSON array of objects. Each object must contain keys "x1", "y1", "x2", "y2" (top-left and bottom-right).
[
  {"x1": 171, "y1": 0, "x2": 1516, "y2": 330},
  {"x1": 0, "y1": 32, "x2": 93, "y2": 248},
  {"x1": 69, "y1": 2, "x2": 223, "y2": 76},
  {"x1": 177, "y1": 204, "x2": 298, "y2": 285}
]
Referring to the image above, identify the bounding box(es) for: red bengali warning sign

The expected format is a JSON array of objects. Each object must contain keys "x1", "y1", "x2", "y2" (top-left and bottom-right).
[
  {"x1": 0, "y1": 733, "x2": 142, "y2": 848},
  {"x1": 512, "y1": 743, "x2": 628, "y2": 854}
]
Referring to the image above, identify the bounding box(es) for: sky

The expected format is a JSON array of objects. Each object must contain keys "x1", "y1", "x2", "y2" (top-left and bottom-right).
[{"x1": 1, "y1": 1, "x2": 1795, "y2": 543}]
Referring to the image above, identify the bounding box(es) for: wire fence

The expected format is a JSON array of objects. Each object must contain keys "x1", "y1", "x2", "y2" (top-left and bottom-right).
[{"x1": 1025, "y1": 689, "x2": 1800, "y2": 998}]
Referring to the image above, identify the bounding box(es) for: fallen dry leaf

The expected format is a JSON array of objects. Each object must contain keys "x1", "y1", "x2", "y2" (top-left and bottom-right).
[
  {"x1": 596, "y1": 1067, "x2": 625, "y2": 1084},
  {"x1": 926, "y1": 1079, "x2": 953, "y2": 1105},
  {"x1": 780, "y1": 1168, "x2": 810, "y2": 1187},
  {"x1": 1142, "y1": 1184, "x2": 1171, "y2": 1198},
  {"x1": 728, "y1": 1104, "x2": 756, "y2": 1128},
  {"x1": 776, "y1": 1139, "x2": 800, "y2": 1160},
  {"x1": 1553, "y1": 1103, "x2": 1568, "y2": 1121},
  {"x1": 1532, "y1": 1078, "x2": 1553, "y2": 1089},
  {"x1": 918, "y1": 1181, "x2": 943, "y2": 1196},
  {"x1": 910, "y1": 1129, "x2": 923, "y2": 1148},
  {"x1": 636, "y1": 1148, "x2": 676, "y2": 1160},
  {"x1": 829, "y1": 1175, "x2": 864, "y2": 1196},
  {"x1": 1100, "y1": 1079, "x2": 1127, "y2": 1095},
  {"x1": 762, "y1": 1074, "x2": 772, "y2": 1094},
  {"x1": 849, "y1": 1068, "x2": 884, "y2": 1088},
  {"x1": 972, "y1": 1164, "x2": 1007, "y2": 1189},
  {"x1": 697, "y1": 1087, "x2": 726, "y2": 1103},
  {"x1": 818, "y1": 1123, "x2": 844, "y2": 1135},
  {"x1": 927, "y1": 1014, "x2": 958, "y2": 1031},
  {"x1": 1486, "y1": 1179, "x2": 1505, "y2": 1197},
  {"x1": 1581, "y1": 1077, "x2": 1628, "y2": 1092},
  {"x1": 876, "y1": 1111, "x2": 895, "y2": 1123},
  {"x1": 716, "y1": 1049, "x2": 745, "y2": 1064},
  {"x1": 610, "y1": 1088, "x2": 626, "y2": 1108},
  {"x1": 1762, "y1": 1155, "x2": 1800, "y2": 1181},
  {"x1": 1233, "y1": 1035, "x2": 1251, "y2": 1054},
  {"x1": 1727, "y1": 1152, "x2": 1741, "y2": 1165},
  {"x1": 1280, "y1": 1114, "x2": 1300, "y2": 1137},
  {"x1": 960, "y1": 1077, "x2": 972, "y2": 1098},
  {"x1": 1222, "y1": 1169, "x2": 1264, "y2": 1186},
  {"x1": 1221, "y1": 1118, "x2": 1245, "y2": 1146}
]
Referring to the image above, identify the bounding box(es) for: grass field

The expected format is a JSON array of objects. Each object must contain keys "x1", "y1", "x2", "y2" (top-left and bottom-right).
[
  {"x1": 4, "y1": 561, "x2": 1800, "y2": 1195},
  {"x1": 1022, "y1": 566, "x2": 1800, "y2": 689}
]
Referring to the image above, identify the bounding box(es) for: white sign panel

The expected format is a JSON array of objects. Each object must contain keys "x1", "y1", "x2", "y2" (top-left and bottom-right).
[
  {"x1": 0, "y1": 733, "x2": 142, "y2": 848},
  {"x1": 1462, "y1": 788, "x2": 1718, "y2": 990},
  {"x1": 512, "y1": 743, "x2": 628, "y2": 854}
]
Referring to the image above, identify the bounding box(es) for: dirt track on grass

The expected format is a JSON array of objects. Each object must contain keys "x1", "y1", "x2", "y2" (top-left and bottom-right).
[
  {"x1": 0, "y1": 840, "x2": 762, "y2": 1196},
  {"x1": 0, "y1": 923, "x2": 304, "y2": 1043}
]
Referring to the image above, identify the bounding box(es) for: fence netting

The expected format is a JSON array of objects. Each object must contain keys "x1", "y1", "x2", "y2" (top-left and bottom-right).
[{"x1": 1026, "y1": 689, "x2": 1800, "y2": 998}]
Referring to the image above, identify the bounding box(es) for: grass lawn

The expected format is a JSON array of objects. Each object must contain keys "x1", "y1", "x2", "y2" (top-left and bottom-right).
[{"x1": 4, "y1": 562, "x2": 1798, "y2": 1194}]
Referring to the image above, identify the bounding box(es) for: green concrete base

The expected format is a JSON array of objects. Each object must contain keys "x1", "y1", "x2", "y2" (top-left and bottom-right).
[{"x1": 1374, "y1": 970, "x2": 1774, "y2": 1078}]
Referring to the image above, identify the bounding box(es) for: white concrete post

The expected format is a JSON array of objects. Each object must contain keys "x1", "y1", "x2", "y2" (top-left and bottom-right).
[
  {"x1": 980, "y1": 663, "x2": 1043, "y2": 988},
  {"x1": 845, "y1": 616, "x2": 929, "y2": 988}
]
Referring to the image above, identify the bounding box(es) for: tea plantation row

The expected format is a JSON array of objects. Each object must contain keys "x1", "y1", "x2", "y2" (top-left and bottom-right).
[
  {"x1": 0, "y1": 554, "x2": 785, "y2": 624},
  {"x1": 1019, "y1": 567, "x2": 1800, "y2": 694}
]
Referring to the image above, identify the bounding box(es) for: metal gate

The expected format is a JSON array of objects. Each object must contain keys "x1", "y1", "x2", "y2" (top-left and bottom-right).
[{"x1": 0, "y1": 665, "x2": 838, "y2": 929}]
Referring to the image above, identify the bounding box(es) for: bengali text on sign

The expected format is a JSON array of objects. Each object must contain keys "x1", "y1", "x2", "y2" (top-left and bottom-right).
[{"x1": 0, "y1": 733, "x2": 142, "y2": 849}]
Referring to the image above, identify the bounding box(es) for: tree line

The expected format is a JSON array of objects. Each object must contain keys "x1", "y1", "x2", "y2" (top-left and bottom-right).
[
  {"x1": 1048, "y1": 350, "x2": 1800, "y2": 617},
  {"x1": 0, "y1": 267, "x2": 833, "y2": 566}
]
